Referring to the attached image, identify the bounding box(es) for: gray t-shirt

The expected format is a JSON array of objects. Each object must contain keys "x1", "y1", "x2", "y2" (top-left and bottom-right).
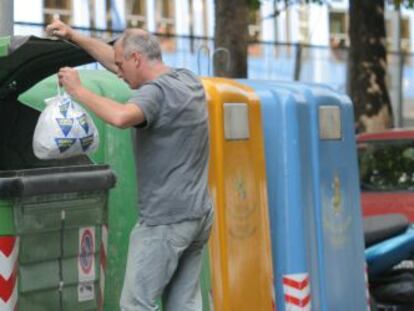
[{"x1": 129, "y1": 68, "x2": 211, "y2": 225}]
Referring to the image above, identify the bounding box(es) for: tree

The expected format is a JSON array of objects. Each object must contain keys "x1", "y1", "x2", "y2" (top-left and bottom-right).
[
  {"x1": 348, "y1": 1, "x2": 393, "y2": 133},
  {"x1": 213, "y1": 0, "x2": 259, "y2": 77},
  {"x1": 349, "y1": 0, "x2": 414, "y2": 133}
]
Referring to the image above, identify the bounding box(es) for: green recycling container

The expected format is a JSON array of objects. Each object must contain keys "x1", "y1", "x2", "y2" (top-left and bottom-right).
[
  {"x1": 0, "y1": 165, "x2": 116, "y2": 311},
  {"x1": 18, "y1": 70, "x2": 139, "y2": 311},
  {"x1": 0, "y1": 36, "x2": 10, "y2": 57}
]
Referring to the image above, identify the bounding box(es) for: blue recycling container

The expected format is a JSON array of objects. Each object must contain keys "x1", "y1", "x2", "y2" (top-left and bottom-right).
[{"x1": 238, "y1": 80, "x2": 368, "y2": 311}]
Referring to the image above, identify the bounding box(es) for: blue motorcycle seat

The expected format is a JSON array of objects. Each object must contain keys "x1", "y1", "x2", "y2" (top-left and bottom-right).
[{"x1": 365, "y1": 226, "x2": 414, "y2": 276}]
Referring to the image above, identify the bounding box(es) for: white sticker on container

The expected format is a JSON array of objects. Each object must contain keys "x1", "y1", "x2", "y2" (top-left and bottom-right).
[
  {"x1": 78, "y1": 281, "x2": 95, "y2": 302},
  {"x1": 78, "y1": 227, "x2": 96, "y2": 282},
  {"x1": 319, "y1": 106, "x2": 342, "y2": 140},
  {"x1": 223, "y1": 103, "x2": 250, "y2": 140}
]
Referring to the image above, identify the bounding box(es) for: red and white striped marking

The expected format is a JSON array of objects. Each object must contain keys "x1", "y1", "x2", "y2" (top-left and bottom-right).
[
  {"x1": 0, "y1": 236, "x2": 19, "y2": 311},
  {"x1": 283, "y1": 273, "x2": 311, "y2": 311},
  {"x1": 98, "y1": 225, "x2": 108, "y2": 311},
  {"x1": 365, "y1": 264, "x2": 371, "y2": 311},
  {"x1": 209, "y1": 290, "x2": 214, "y2": 311}
]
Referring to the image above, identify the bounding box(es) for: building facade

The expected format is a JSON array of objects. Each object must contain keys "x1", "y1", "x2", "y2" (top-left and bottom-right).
[
  {"x1": 12, "y1": 0, "x2": 414, "y2": 125},
  {"x1": 13, "y1": 0, "x2": 414, "y2": 51}
]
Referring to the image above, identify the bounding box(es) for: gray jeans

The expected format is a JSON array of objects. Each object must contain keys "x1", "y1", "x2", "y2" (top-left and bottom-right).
[{"x1": 120, "y1": 208, "x2": 214, "y2": 311}]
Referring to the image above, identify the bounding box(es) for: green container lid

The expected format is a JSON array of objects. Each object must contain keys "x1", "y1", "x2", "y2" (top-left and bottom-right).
[{"x1": 0, "y1": 36, "x2": 10, "y2": 57}]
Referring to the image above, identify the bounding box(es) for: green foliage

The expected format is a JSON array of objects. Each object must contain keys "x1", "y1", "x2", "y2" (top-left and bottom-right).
[
  {"x1": 247, "y1": 0, "x2": 261, "y2": 10},
  {"x1": 358, "y1": 140, "x2": 414, "y2": 191},
  {"x1": 401, "y1": 0, "x2": 414, "y2": 8}
]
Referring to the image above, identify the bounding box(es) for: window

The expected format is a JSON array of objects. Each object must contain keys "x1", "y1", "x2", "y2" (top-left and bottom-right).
[
  {"x1": 401, "y1": 18, "x2": 410, "y2": 52},
  {"x1": 248, "y1": 9, "x2": 261, "y2": 41},
  {"x1": 386, "y1": 16, "x2": 410, "y2": 53},
  {"x1": 43, "y1": 0, "x2": 72, "y2": 24},
  {"x1": 155, "y1": 0, "x2": 175, "y2": 34},
  {"x1": 329, "y1": 11, "x2": 348, "y2": 48},
  {"x1": 248, "y1": 9, "x2": 262, "y2": 56},
  {"x1": 126, "y1": 0, "x2": 147, "y2": 29}
]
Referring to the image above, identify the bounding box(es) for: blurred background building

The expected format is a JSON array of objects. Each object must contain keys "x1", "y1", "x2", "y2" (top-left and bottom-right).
[{"x1": 8, "y1": 0, "x2": 414, "y2": 126}]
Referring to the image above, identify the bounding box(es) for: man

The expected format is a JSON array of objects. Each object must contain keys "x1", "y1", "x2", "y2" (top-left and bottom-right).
[{"x1": 46, "y1": 19, "x2": 213, "y2": 311}]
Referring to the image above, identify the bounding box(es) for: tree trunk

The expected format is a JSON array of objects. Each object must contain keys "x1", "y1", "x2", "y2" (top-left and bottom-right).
[
  {"x1": 214, "y1": 0, "x2": 249, "y2": 78},
  {"x1": 348, "y1": 0, "x2": 393, "y2": 133}
]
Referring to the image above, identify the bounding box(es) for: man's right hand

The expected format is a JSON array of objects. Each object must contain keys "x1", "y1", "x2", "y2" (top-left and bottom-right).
[
  {"x1": 46, "y1": 16, "x2": 75, "y2": 41},
  {"x1": 45, "y1": 16, "x2": 118, "y2": 75}
]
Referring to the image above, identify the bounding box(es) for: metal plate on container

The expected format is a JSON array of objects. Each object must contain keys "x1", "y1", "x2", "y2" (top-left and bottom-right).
[
  {"x1": 319, "y1": 106, "x2": 342, "y2": 140},
  {"x1": 224, "y1": 103, "x2": 250, "y2": 140}
]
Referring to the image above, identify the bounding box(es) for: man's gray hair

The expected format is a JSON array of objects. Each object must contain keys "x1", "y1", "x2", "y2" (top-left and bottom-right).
[{"x1": 119, "y1": 29, "x2": 162, "y2": 61}]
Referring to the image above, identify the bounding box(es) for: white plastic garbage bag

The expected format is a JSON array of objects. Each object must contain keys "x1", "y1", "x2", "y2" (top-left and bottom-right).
[{"x1": 33, "y1": 86, "x2": 99, "y2": 159}]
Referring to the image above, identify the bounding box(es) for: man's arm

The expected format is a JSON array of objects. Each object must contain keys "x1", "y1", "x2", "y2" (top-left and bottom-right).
[
  {"x1": 58, "y1": 67, "x2": 145, "y2": 128},
  {"x1": 46, "y1": 17, "x2": 118, "y2": 74},
  {"x1": 74, "y1": 88, "x2": 145, "y2": 129}
]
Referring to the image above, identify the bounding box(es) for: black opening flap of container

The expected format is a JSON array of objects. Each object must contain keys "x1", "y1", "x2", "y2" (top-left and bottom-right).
[
  {"x1": 0, "y1": 165, "x2": 116, "y2": 198},
  {"x1": 0, "y1": 36, "x2": 94, "y2": 98}
]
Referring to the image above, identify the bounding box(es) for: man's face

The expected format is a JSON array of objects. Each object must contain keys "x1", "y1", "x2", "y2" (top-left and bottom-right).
[{"x1": 114, "y1": 45, "x2": 140, "y2": 89}]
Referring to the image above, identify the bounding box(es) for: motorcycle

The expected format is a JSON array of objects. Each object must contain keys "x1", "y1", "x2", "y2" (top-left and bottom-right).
[{"x1": 364, "y1": 213, "x2": 414, "y2": 310}]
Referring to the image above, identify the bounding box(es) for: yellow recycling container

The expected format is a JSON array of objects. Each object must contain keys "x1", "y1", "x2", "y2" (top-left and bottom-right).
[{"x1": 202, "y1": 78, "x2": 274, "y2": 311}]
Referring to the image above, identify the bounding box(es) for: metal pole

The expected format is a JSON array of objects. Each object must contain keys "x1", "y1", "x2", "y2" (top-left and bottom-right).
[
  {"x1": 294, "y1": 43, "x2": 302, "y2": 81},
  {"x1": 390, "y1": 5, "x2": 403, "y2": 127},
  {"x1": 0, "y1": 0, "x2": 14, "y2": 36},
  {"x1": 189, "y1": 0, "x2": 195, "y2": 53},
  {"x1": 398, "y1": 50, "x2": 404, "y2": 128},
  {"x1": 397, "y1": 7, "x2": 404, "y2": 127}
]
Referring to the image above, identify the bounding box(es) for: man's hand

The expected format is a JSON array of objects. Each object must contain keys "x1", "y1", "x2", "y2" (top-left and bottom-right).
[
  {"x1": 57, "y1": 67, "x2": 145, "y2": 128},
  {"x1": 46, "y1": 16, "x2": 74, "y2": 41},
  {"x1": 46, "y1": 16, "x2": 117, "y2": 74},
  {"x1": 58, "y1": 67, "x2": 83, "y2": 98}
]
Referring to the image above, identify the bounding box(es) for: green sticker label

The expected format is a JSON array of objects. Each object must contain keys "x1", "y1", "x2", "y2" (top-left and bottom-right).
[
  {"x1": 54, "y1": 138, "x2": 76, "y2": 153},
  {"x1": 80, "y1": 134, "x2": 94, "y2": 152}
]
